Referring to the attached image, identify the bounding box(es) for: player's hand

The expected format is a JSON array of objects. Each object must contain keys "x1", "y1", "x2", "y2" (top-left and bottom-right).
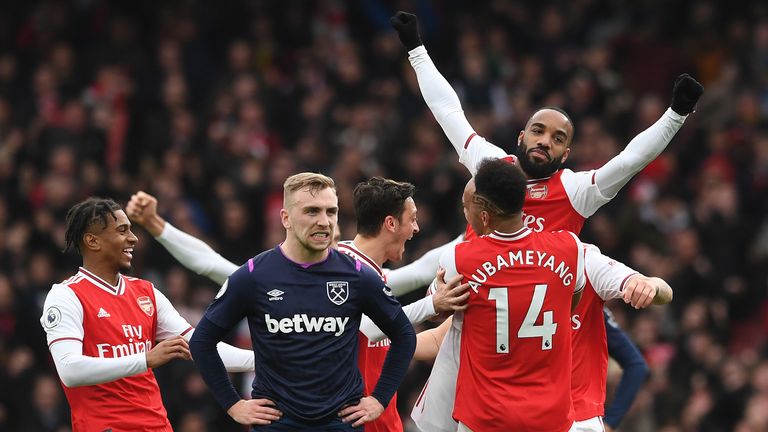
[
  {"x1": 126, "y1": 191, "x2": 165, "y2": 236},
  {"x1": 227, "y1": 399, "x2": 282, "y2": 425},
  {"x1": 431, "y1": 268, "x2": 470, "y2": 313},
  {"x1": 604, "y1": 425, "x2": 614, "y2": 432},
  {"x1": 390, "y1": 11, "x2": 422, "y2": 50},
  {"x1": 622, "y1": 275, "x2": 658, "y2": 309},
  {"x1": 670, "y1": 73, "x2": 703, "y2": 115},
  {"x1": 145, "y1": 336, "x2": 191, "y2": 368},
  {"x1": 338, "y1": 396, "x2": 385, "y2": 427}
]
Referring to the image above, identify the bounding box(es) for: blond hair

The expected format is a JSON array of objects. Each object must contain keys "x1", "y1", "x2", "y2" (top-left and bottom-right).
[{"x1": 283, "y1": 172, "x2": 336, "y2": 207}]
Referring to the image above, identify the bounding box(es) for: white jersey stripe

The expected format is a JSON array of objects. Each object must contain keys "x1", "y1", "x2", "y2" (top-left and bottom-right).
[{"x1": 77, "y1": 267, "x2": 123, "y2": 296}]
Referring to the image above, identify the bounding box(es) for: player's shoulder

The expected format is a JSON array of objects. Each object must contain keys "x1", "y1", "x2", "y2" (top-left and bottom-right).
[
  {"x1": 558, "y1": 167, "x2": 596, "y2": 185},
  {"x1": 327, "y1": 247, "x2": 360, "y2": 267},
  {"x1": 44, "y1": 282, "x2": 81, "y2": 309},
  {"x1": 533, "y1": 229, "x2": 580, "y2": 245},
  {"x1": 230, "y1": 247, "x2": 278, "y2": 278},
  {"x1": 121, "y1": 274, "x2": 153, "y2": 290}
]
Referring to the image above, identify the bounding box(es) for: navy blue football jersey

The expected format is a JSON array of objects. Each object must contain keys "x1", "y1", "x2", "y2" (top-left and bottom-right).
[{"x1": 205, "y1": 246, "x2": 403, "y2": 421}]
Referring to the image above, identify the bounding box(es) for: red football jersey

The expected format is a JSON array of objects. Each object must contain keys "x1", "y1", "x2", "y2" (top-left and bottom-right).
[
  {"x1": 465, "y1": 170, "x2": 589, "y2": 240},
  {"x1": 339, "y1": 241, "x2": 403, "y2": 432},
  {"x1": 570, "y1": 280, "x2": 607, "y2": 420},
  {"x1": 59, "y1": 269, "x2": 171, "y2": 431},
  {"x1": 571, "y1": 251, "x2": 639, "y2": 421},
  {"x1": 357, "y1": 333, "x2": 402, "y2": 432},
  {"x1": 452, "y1": 229, "x2": 585, "y2": 432}
]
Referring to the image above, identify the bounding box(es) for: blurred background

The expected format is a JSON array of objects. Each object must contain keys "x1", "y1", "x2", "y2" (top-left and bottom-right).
[{"x1": 1, "y1": 0, "x2": 767, "y2": 430}]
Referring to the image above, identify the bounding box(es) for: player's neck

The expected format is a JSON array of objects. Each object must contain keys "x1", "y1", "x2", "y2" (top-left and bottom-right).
[
  {"x1": 81, "y1": 258, "x2": 120, "y2": 286},
  {"x1": 280, "y1": 238, "x2": 330, "y2": 264},
  {"x1": 491, "y1": 217, "x2": 524, "y2": 235},
  {"x1": 350, "y1": 235, "x2": 387, "y2": 267}
]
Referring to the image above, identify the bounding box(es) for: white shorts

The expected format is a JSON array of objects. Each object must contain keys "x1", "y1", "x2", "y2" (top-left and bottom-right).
[
  {"x1": 570, "y1": 416, "x2": 605, "y2": 432},
  {"x1": 411, "y1": 319, "x2": 463, "y2": 432}
]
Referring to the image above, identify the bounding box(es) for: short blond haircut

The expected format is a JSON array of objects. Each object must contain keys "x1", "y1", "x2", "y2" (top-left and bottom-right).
[{"x1": 283, "y1": 172, "x2": 336, "y2": 207}]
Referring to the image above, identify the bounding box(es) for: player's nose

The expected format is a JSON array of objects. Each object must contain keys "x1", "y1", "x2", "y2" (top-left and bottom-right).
[{"x1": 127, "y1": 230, "x2": 138, "y2": 244}]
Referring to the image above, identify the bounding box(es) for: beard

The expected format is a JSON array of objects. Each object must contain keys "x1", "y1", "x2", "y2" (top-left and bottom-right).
[{"x1": 514, "y1": 143, "x2": 564, "y2": 179}]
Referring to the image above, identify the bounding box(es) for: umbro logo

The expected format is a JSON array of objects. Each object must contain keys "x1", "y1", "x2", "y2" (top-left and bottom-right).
[
  {"x1": 267, "y1": 289, "x2": 284, "y2": 301},
  {"x1": 97, "y1": 308, "x2": 111, "y2": 318}
]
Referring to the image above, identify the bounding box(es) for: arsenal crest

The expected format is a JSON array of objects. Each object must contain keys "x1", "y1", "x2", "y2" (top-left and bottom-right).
[
  {"x1": 136, "y1": 296, "x2": 154, "y2": 316},
  {"x1": 326, "y1": 281, "x2": 349, "y2": 306},
  {"x1": 528, "y1": 184, "x2": 548, "y2": 199}
]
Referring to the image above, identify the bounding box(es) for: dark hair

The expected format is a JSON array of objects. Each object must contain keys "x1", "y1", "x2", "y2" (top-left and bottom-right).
[
  {"x1": 353, "y1": 177, "x2": 415, "y2": 236},
  {"x1": 64, "y1": 198, "x2": 122, "y2": 255},
  {"x1": 474, "y1": 158, "x2": 527, "y2": 216}
]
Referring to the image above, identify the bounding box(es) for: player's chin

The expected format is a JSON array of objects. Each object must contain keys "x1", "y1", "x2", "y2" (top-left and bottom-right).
[
  {"x1": 118, "y1": 261, "x2": 132, "y2": 274},
  {"x1": 308, "y1": 239, "x2": 331, "y2": 251}
]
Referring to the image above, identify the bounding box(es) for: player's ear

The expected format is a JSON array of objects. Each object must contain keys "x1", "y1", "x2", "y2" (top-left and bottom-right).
[
  {"x1": 481, "y1": 210, "x2": 491, "y2": 232},
  {"x1": 560, "y1": 147, "x2": 570, "y2": 164},
  {"x1": 517, "y1": 130, "x2": 525, "y2": 145},
  {"x1": 82, "y1": 232, "x2": 100, "y2": 252},
  {"x1": 384, "y1": 215, "x2": 397, "y2": 233},
  {"x1": 280, "y1": 208, "x2": 291, "y2": 229}
]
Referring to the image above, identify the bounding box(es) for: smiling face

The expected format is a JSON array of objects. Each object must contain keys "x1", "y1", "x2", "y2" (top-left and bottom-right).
[
  {"x1": 83, "y1": 209, "x2": 138, "y2": 273},
  {"x1": 515, "y1": 108, "x2": 573, "y2": 179},
  {"x1": 281, "y1": 186, "x2": 338, "y2": 257}
]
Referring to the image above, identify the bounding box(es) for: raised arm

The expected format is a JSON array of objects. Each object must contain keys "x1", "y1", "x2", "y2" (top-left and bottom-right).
[
  {"x1": 127, "y1": 191, "x2": 238, "y2": 285},
  {"x1": 391, "y1": 12, "x2": 506, "y2": 175},
  {"x1": 593, "y1": 74, "x2": 703, "y2": 198}
]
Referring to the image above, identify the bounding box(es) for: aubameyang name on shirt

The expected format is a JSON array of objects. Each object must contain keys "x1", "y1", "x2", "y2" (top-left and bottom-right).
[
  {"x1": 468, "y1": 250, "x2": 574, "y2": 292},
  {"x1": 265, "y1": 314, "x2": 349, "y2": 337}
]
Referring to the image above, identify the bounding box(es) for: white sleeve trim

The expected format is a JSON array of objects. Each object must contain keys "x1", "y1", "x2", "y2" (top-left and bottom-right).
[
  {"x1": 583, "y1": 243, "x2": 641, "y2": 301},
  {"x1": 408, "y1": 46, "x2": 506, "y2": 175},
  {"x1": 566, "y1": 232, "x2": 586, "y2": 294},
  {"x1": 49, "y1": 339, "x2": 148, "y2": 387},
  {"x1": 386, "y1": 234, "x2": 464, "y2": 296},
  {"x1": 593, "y1": 108, "x2": 686, "y2": 198},
  {"x1": 156, "y1": 223, "x2": 239, "y2": 285},
  {"x1": 360, "y1": 295, "x2": 437, "y2": 342}
]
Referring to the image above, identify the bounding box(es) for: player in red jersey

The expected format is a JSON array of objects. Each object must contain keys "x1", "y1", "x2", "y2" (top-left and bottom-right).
[
  {"x1": 40, "y1": 198, "x2": 259, "y2": 431},
  {"x1": 450, "y1": 158, "x2": 586, "y2": 431},
  {"x1": 391, "y1": 11, "x2": 688, "y2": 431},
  {"x1": 126, "y1": 183, "x2": 468, "y2": 431}
]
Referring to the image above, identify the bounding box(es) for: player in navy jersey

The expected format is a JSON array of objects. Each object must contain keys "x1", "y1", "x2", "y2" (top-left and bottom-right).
[
  {"x1": 127, "y1": 179, "x2": 468, "y2": 431},
  {"x1": 189, "y1": 172, "x2": 416, "y2": 431}
]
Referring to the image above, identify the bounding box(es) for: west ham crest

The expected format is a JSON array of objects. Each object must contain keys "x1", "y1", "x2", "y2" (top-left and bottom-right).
[
  {"x1": 326, "y1": 281, "x2": 349, "y2": 306},
  {"x1": 137, "y1": 296, "x2": 155, "y2": 316},
  {"x1": 528, "y1": 183, "x2": 548, "y2": 199}
]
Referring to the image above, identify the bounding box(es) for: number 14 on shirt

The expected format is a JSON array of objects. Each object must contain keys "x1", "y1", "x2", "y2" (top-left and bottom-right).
[{"x1": 488, "y1": 284, "x2": 556, "y2": 353}]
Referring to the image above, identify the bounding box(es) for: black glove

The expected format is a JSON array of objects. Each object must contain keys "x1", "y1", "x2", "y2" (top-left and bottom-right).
[
  {"x1": 390, "y1": 11, "x2": 422, "y2": 51},
  {"x1": 670, "y1": 73, "x2": 704, "y2": 115}
]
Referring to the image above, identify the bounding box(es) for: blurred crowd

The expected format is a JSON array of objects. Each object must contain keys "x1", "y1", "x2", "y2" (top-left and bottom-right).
[{"x1": 1, "y1": 0, "x2": 768, "y2": 431}]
